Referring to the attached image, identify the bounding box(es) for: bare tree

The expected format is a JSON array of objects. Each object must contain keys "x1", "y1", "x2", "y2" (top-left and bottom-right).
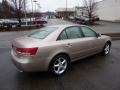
[
  {"x1": 82, "y1": 0, "x2": 97, "y2": 24},
  {"x1": 1, "y1": 0, "x2": 15, "y2": 19},
  {"x1": 10, "y1": 0, "x2": 26, "y2": 25}
]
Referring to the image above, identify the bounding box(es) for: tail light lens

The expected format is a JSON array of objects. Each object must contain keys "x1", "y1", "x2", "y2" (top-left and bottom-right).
[{"x1": 16, "y1": 47, "x2": 38, "y2": 56}]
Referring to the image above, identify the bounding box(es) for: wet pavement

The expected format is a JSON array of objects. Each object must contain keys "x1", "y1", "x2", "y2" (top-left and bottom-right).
[
  {"x1": 0, "y1": 19, "x2": 120, "y2": 48},
  {"x1": 0, "y1": 40, "x2": 120, "y2": 90},
  {"x1": 91, "y1": 21, "x2": 120, "y2": 33},
  {"x1": 0, "y1": 19, "x2": 120, "y2": 90}
]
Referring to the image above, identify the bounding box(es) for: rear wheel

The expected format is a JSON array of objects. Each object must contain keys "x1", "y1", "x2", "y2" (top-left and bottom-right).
[
  {"x1": 102, "y1": 43, "x2": 111, "y2": 55},
  {"x1": 49, "y1": 55, "x2": 70, "y2": 76}
]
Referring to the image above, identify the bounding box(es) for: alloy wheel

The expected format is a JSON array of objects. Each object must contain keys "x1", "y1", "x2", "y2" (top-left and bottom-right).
[
  {"x1": 53, "y1": 57, "x2": 68, "y2": 75},
  {"x1": 104, "y1": 44, "x2": 110, "y2": 55}
]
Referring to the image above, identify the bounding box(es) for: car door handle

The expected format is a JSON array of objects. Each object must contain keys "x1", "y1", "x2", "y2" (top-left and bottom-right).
[{"x1": 65, "y1": 43, "x2": 72, "y2": 47}]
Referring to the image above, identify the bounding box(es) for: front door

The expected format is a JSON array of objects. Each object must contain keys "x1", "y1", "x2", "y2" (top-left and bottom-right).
[{"x1": 81, "y1": 26, "x2": 103, "y2": 55}]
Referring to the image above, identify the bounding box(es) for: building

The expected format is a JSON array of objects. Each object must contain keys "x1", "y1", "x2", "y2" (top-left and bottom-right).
[
  {"x1": 42, "y1": 11, "x2": 56, "y2": 19},
  {"x1": 75, "y1": 6, "x2": 88, "y2": 17},
  {"x1": 56, "y1": 6, "x2": 95, "y2": 19},
  {"x1": 56, "y1": 8, "x2": 75, "y2": 19},
  {"x1": 96, "y1": 0, "x2": 120, "y2": 21}
]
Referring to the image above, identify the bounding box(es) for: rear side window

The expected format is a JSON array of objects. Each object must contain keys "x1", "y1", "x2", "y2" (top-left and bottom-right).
[
  {"x1": 65, "y1": 27, "x2": 83, "y2": 39},
  {"x1": 29, "y1": 27, "x2": 58, "y2": 39},
  {"x1": 58, "y1": 30, "x2": 68, "y2": 40},
  {"x1": 81, "y1": 26, "x2": 97, "y2": 37}
]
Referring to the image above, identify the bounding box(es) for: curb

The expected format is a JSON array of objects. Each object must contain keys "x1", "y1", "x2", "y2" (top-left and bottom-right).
[{"x1": 102, "y1": 33, "x2": 120, "y2": 40}]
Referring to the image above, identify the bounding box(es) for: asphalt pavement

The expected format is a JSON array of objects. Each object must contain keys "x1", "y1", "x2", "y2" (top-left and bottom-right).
[
  {"x1": 0, "y1": 40, "x2": 120, "y2": 90},
  {"x1": 0, "y1": 19, "x2": 120, "y2": 90},
  {"x1": 0, "y1": 19, "x2": 120, "y2": 48}
]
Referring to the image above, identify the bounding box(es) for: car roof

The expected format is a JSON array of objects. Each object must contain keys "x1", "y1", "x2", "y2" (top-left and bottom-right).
[{"x1": 47, "y1": 24, "x2": 85, "y2": 29}]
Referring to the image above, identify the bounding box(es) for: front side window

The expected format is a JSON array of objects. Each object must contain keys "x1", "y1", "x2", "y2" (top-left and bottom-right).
[
  {"x1": 81, "y1": 26, "x2": 97, "y2": 37},
  {"x1": 28, "y1": 27, "x2": 58, "y2": 39},
  {"x1": 65, "y1": 27, "x2": 83, "y2": 39}
]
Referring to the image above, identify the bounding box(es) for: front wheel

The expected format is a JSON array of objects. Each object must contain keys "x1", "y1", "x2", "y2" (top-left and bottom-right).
[
  {"x1": 49, "y1": 55, "x2": 70, "y2": 76},
  {"x1": 102, "y1": 43, "x2": 111, "y2": 55}
]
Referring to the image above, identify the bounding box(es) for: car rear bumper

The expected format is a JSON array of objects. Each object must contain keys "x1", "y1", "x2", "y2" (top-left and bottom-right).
[{"x1": 11, "y1": 50, "x2": 49, "y2": 72}]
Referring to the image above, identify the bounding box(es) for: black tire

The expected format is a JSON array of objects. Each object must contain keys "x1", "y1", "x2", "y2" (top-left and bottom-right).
[
  {"x1": 49, "y1": 54, "x2": 70, "y2": 76},
  {"x1": 102, "y1": 42, "x2": 111, "y2": 56}
]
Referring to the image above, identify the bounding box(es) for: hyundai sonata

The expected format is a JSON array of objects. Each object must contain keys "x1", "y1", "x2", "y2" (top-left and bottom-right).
[{"x1": 11, "y1": 25, "x2": 111, "y2": 75}]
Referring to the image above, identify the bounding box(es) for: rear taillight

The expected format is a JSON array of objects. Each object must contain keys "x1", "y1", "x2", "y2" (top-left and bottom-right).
[{"x1": 16, "y1": 47, "x2": 38, "y2": 56}]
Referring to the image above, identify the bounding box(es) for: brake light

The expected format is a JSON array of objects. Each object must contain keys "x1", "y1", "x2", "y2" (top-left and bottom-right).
[{"x1": 16, "y1": 47, "x2": 38, "y2": 55}]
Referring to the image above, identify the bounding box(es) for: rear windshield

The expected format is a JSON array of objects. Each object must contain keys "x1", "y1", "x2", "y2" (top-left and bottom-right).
[{"x1": 28, "y1": 27, "x2": 58, "y2": 39}]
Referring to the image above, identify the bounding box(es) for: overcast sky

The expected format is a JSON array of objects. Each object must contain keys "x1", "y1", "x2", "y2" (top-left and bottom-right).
[
  {"x1": 26, "y1": 0, "x2": 102, "y2": 12},
  {"x1": 0, "y1": 0, "x2": 102, "y2": 12},
  {"x1": 27, "y1": 0, "x2": 82, "y2": 12}
]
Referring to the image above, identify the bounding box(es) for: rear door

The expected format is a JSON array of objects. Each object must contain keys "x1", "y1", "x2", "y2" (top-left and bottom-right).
[{"x1": 58, "y1": 26, "x2": 92, "y2": 61}]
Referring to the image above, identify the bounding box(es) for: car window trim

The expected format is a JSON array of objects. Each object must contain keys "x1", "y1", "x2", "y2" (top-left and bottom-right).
[
  {"x1": 57, "y1": 26, "x2": 84, "y2": 41},
  {"x1": 78, "y1": 26, "x2": 84, "y2": 38},
  {"x1": 57, "y1": 28, "x2": 68, "y2": 41},
  {"x1": 80, "y1": 26, "x2": 97, "y2": 38},
  {"x1": 65, "y1": 26, "x2": 84, "y2": 39}
]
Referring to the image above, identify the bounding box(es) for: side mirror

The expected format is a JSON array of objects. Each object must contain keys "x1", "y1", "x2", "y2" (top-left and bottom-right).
[{"x1": 96, "y1": 33, "x2": 101, "y2": 37}]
